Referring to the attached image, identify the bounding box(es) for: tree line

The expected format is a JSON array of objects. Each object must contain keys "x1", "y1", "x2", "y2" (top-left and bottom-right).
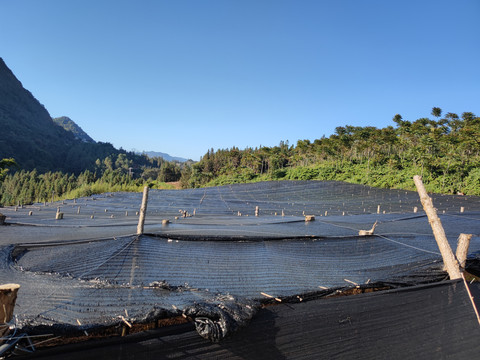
[
  {"x1": 0, "y1": 153, "x2": 187, "y2": 206},
  {"x1": 1, "y1": 107, "x2": 479, "y2": 206},
  {"x1": 180, "y1": 108, "x2": 480, "y2": 195}
]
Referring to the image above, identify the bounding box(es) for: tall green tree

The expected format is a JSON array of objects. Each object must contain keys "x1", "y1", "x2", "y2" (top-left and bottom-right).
[
  {"x1": 0, "y1": 158, "x2": 17, "y2": 181},
  {"x1": 431, "y1": 107, "x2": 442, "y2": 118}
]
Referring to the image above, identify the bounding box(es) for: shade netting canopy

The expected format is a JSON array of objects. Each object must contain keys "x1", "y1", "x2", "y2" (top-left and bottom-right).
[{"x1": 0, "y1": 181, "x2": 479, "y2": 337}]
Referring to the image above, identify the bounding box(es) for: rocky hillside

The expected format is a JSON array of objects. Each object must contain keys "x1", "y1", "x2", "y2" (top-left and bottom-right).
[{"x1": 0, "y1": 58, "x2": 125, "y2": 173}]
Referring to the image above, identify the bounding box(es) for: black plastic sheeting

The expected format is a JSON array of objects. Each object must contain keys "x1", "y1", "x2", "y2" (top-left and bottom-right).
[
  {"x1": 1, "y1": 181, "x2": 480, "y2": 341},
  {"x1": 19, "y1": 280, "x2": 480, "y2": 359}
]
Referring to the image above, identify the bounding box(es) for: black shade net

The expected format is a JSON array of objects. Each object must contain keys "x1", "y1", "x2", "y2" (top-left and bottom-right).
[{"x1": 0, "y1": 181, "x2": 479, "y2": 339}]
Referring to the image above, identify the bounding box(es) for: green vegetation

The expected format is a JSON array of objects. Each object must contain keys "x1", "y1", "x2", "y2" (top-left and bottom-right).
[
  {"x1": 0, "y1": 158, "x2": 17, "y2": 182},
  {"x1": 181, "y1": 108, "x2": 480, "y2": 195},
  {"x1": 1, "y1": 107, "x2": 479, "y2": 206},
  {"x1": 0, "y1": 153, "x2": 186, "y2": 206},
  {"x1": 0, "y1": 57, "x2": 176, "y2": 175}
]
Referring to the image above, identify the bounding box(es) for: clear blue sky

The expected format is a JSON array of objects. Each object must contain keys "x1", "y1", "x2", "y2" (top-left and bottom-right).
[{"x1": 1, "y1": 0, "x2": 479, "y2": 160}]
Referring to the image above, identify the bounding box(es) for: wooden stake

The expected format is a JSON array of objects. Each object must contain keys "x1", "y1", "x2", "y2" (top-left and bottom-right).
[
  {"x1": 358, "y1": 221, "x2": 377, "y2": 236},
  {"x1": 456, "y1": 233, "x2": 472, "y2": 270},
  {"x1": 413, "y1": 175, "x2": 461, "y2": 280},
  {"x1": 76, "y1": 319, "x2": 88, "y2": 336},
  {"x1": 137, "y1": 186, "x2": 149, "y2": 235},
  {"x1": 120, "y1": 315, "x2": 132, "y2": 328},
  {"x1": 56, "y1": 208, "x2": 64, "y2": 220},
  {"x1": 0, "y1": 284, "x2": 20, "y2": 334},
  {"x1": 344, "y1": 278, "x2": 359, "y2": 286},
  {"x1": 260, "y1": 292, "x2": 282, "y2": 302}
]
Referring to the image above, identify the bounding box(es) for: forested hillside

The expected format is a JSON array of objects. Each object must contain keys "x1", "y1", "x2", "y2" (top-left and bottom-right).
[
  {"x1": 2, "y1": 106, "x2": 479, "y2": 206},
  {"x1": 0, "y1": 57, "x2": 187, "y2": 205},
  {"x1": 0, "y1": 57, "x2": 157, "y2": 174},
  {"x1": 181, "y1": 108, "x2": 480, "y2": 195},
  {"x1": 0, "y1": 153, "x2": 187, "y2": 206}
]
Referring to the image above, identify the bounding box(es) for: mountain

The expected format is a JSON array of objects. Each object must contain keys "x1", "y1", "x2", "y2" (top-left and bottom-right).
[
  {"x1": 0, "y1": 57, "x2": 127, "y2": 173},
  {"x1": 141, "y1": 151, "x2": 189, "y2": 163},
  {"x1": 52, "y1": 116, "x2": 95, "y2": 143},
  {"x1": 0, "y1": 57, "x2": 188, "y2": 173},
  {"x1": 0, "y1": 57, "x2": 73, "y2": 171}
]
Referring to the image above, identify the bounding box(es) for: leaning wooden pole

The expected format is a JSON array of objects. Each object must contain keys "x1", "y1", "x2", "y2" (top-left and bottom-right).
[
  {"x1": 413, "y1": 175, "x2": 462, "y2": 280},
  {"x1": 137, "y1": 186, "x2": 149, "y2": 235}
]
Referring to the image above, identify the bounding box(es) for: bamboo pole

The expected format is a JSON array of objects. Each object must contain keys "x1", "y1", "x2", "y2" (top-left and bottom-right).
[
  {"x1": 413, "y1": 175, "x2": 461, "y2": 280},
  {"x1": 456, "y1": 233, "x2": 472, "y2": 270},
  {"x1": 136, "y1": 186, "x2": 149, "y2": 235},
  {"x1": 462, "y1": 273, "x2": 480, "y2": 325}
]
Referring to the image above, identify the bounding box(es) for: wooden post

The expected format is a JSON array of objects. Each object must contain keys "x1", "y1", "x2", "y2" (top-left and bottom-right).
[
  {"x1": 358, "y1": 221, "x2": 377, "y2": 236},
  {"x1": 0, "y1": 213, "x2": 5, "y2": 226},
  {"x1": 413, "y1": 175, "x2": 461, "y2": 280},
  {"x1": 0, "y1": 284, "x2": 20, "y2": 337},
  {"x1": 456, "y1": 233, "x2": 472, "y2": 270},
  {"x1": 137, "y1": 186, "x2": 149, "y2": 235}
]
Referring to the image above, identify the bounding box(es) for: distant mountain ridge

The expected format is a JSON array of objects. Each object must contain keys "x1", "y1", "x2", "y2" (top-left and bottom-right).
[
  {"x1": 0, "y1": 57, "x2": 188, "y2": 173},
  {"x1": 52, "y1": 116, "x2": 95, "y2": 143},
  {"x1": 0, "y1": 57, "x2": 78, "y2": 171},
  {"x1": 140, "y1": 151, "x2": 188, "y2": 163}
]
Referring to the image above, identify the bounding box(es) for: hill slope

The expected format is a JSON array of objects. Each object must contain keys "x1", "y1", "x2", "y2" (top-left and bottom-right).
[
  {"x1": 0, "y1": 57, "x2": 75, "y2": 171},
  {"x1": 0, "y1": 58, "x2": 132, "y2": 173}
]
